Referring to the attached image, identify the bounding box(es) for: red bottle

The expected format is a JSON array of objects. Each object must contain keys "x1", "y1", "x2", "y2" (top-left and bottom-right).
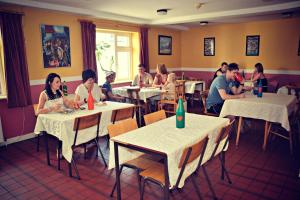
[{"x1": 87, "y1": 91, "x2": 94, "y2": 110}]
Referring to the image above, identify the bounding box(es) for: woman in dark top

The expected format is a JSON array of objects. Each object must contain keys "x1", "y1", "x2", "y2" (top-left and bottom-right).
[
  {"x1": 152, "y1": 64, "x2": 168, "y2": 87},
  {"x1": 251, "y1": 63, "x2": 268, "y2": 92},
  {"x1": 213, "y1": 62, "x2": 228, "y2": 80}
]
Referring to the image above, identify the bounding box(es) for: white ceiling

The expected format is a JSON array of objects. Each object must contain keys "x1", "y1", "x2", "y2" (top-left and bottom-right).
[{"x1": 1, "y1": 0, "x2": 300, "y2": 29}]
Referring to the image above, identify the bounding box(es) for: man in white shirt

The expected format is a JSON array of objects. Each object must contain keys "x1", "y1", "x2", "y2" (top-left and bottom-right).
[
  {"x1": 74, "y1": 69, "x2": 105, "y2": 104},
  {"x1": 132, "y1": 64, "x2": 153, "y2": 87}
]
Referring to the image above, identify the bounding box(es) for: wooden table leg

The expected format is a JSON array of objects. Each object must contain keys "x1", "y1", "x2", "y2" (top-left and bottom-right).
[
  {"x1": 236, "y1": 116, "x2": 243, "y2": 146},
  {"x1": 163, "y1": 156, "x2": 169, "y2": 200},
  {"x1": 114, "y1": 142, "x2": 121, "y2": 200},
  {"x1": 263, "y1": 121, "x2": 270, "y2": 151}
]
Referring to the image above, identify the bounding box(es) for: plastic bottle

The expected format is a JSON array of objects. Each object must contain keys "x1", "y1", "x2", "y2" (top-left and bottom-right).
[
  {"x1": 176, "y1": 97, "x2": 185, "y2": 128},
  {"x1": 62, "y1": 81, "x2": 68, "y2": 96},
  {"x1": 87, "y1": 91, "x2": 94, "y2": 110},
  {"x1": 257, "y1": 79, "x2": 263, "y2": 98}
]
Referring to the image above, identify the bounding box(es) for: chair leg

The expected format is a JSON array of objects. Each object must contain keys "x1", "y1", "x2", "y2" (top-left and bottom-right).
[
  {"x1": 219, "y1": 152, "x2": 232, "y2": 184},
  {"x1": 110, "y1": 165, "x2": 124, "y2": 197},
  {"x1": 202, "y1": 166, "x2": 218, "y2": 200},
  {"x1": 289, "y1": 131, "x2": 293, "y2": 155},
  {"x1": 140, "y1": 178, "x2": 145, "y2": 200},
  {"x1": 57, "y1": 140, "x2": 61, "y2": 171},
  {"x1": 94, "y1": 139, "x2": 107, "y2": 167},
  {"x1": 191, "y1": 175, "x2": 203, "y2": 200},
  {"x1": 44, "y1": 132, "x2": 50, "y2": 166},
  {"x1": 71, "y1": 158, "x2": 81, "y2": 180},
  {"x1": 106, "y1": 135, "x2": 110, "y2": 149},
  {"x1": 68, "y1": 162, "x2": 72, "y2": 177},
  {"x1": 36, "y1": 133, "x2": 40, "y2": 152}
]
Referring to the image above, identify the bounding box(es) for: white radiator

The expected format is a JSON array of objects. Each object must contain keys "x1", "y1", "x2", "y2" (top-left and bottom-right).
[{"x1": 0, "y1": 117, "x2": 4, "y2": 143}]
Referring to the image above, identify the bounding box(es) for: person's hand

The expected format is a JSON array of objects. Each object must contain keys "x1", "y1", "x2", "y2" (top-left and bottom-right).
[
  {"x1": 238, "y1": 93, "x2": 245, "y2": 98},
  {"x1": 50, "y1": 104, "x2": 62, "y2": 112},
  {"x1": 243, "y1": 86, "x2": 253, "y2": 91},
  {"x1": 72, "y1": 101, "x2": 80, "y2": 109}
]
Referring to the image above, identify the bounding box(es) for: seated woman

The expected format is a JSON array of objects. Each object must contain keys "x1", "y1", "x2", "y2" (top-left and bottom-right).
[
  {"x1": 213, "y1": 62, "x2": 228, "y2": 80},
  {"x1": 102, "y1": 71, "x2": 124, "y2": 101},
  {"x1": 251, "y1": 63, "x2": 268, "y2": 92},
  {"x1": 36, "y1": 73, "x2": 77, "y2": 115},
  {"x1": 75, "y1": 69, "x2": 106, "y2": 104},
  {"x1": 152, "y1": 64, "x2": 168, "y2": 87}
]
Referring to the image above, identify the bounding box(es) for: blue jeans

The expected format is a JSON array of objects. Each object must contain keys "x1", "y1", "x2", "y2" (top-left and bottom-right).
[{"x1": 207, "y1": 103, "x2": 223, "y2": 115}]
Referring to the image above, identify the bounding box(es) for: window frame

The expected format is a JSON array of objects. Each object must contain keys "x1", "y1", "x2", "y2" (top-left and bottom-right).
[{"x1": 96, "y1": 29, "x2": 133, "y2": 83}]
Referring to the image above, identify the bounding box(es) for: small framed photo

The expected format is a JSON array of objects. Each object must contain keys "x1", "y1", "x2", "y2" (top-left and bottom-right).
[
  {"x1": 204, "y1": 37, "x2": 215, "y2": 56},
  {"x1": 246, "y1": 35, "x2": 260, "y2": 56},
  {"x1": 158, "y1": 35, "x2": 172, "y2": 55}
]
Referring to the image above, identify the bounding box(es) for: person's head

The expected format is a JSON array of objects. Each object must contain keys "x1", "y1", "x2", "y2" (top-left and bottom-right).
[
  {"x1": 167, "y1": 73, "x2": 176, "y2": 83},
  {"x1": 254, "y1": 63, "x2": 264, "y2": 74},
  {"x1": 105, "y1": 71, "x2": 116, "y2": 83},
  {"x1": 156, "y1": 64, "x2": 168, "y2": 75},
  {"x1": 82, "y1": 69, "x2": 96, "y2": 88},
  {"x1": 226, "y1": 63, "x2": 239, "y2": 81},
  {"x1": 221, "y1": 62, "x2": 228, "y2": 73},
  {"x1": 45, "y1": 73, "x2": 61, "y2": 91},
  {"x1": 45, "y1": 73, "x2": 62, "y2": 99},
  {"x1": 138, "y1": 64, "x2": 146, "y2": 75}
]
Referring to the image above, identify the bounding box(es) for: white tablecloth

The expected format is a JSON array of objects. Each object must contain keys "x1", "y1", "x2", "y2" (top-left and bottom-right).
[
  {"x1": 34, "y1": 101, "x2": 135, "y2": 162},
  {"x1": 109, "y1": 113, "x2": 229, "y2": 188},
  {"x1": 185, "y1": 81, "x2": 206, "y2": 94},
  {"x1": 219, "y1": 93, "x2": 297, "y2": 131},
  {"x1": 113, "y1": 86, "x2": 161, "y2": 101}
]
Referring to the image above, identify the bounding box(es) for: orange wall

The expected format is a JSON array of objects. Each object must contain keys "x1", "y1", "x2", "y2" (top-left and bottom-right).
[
  {"x1": 181, "y1": 18, "x2": 300, "y2": 70},
  {"x1": 148, "y1": 27, "x2": 181, "y2": 70}
]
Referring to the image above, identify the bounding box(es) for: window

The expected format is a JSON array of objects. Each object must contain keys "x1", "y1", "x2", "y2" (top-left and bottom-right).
[
  {"x1": 0, "y1": 29, "x2": 6, "y2": 98},
  {"x1": 96, "y1": 30, "x2": 134, "y2": 84}
]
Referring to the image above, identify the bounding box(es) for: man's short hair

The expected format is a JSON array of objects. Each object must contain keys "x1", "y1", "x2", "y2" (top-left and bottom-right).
[
  {"x1": 138, "y1": 64, "x2": 145, "y2": 69},
  {"x1": 227, "y1": 63, "x2": 239, "y2": 71}
]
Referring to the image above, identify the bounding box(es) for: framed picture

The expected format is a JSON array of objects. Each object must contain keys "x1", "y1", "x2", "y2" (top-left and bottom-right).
[
  {"x1": 41, "y1": 24, "x2": 71, "y2": 68},
  {"x1": 204, "y1": 37, "x2": 215, "y2": 56},
  {"x1": 246, "y1": 35, "x2": 260, "y2": 56},
  {"x1": 158, "y1": 35, "x2": 172, "y2": 55}
]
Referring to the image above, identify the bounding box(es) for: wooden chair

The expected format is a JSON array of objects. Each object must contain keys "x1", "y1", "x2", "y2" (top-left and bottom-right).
[
  {"x1": 200, "y1": 90, "x2": 219, "y2": 117},
  {"x1": 267, "y1": 104, "x2": 299, "y2": 154},
  {"x1": 111, "y1": 106, "x2": 135, "y2": 124},
  {"x1": 33, "y1": 104, "x2": 41, "y2": 152},
  {"x1": 107, "y1": 118, "x2": 158, "y2": 197},
  {"x1": 158, "y1": 80, "x2": 186, "y2": 115},
  {"x1": 65, "y1": 112, "x2": 106, "y2": 179},
  {"x1": 208, "y1": 116, "x2": 236, "y2": 184},
  {"x1": 144, "y1": 110, "x2": 166, "y2": 126},
  {"x1": 139, "y1": 136, "x2": 210, "y2": 200}
]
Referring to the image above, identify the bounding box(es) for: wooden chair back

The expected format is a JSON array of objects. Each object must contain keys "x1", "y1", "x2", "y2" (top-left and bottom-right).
[
  {"x1": 144, "y1": 110, "x2": 166, "y2": 125},
  {"x1": 210, "y1": 116, "x2": 235, "y2": 160},
  {"x1": 175, "y1": 80, "x2": 185, "y2": 100},
  {"x1": 126, "y1": 88, "x2": 141, "y2": 104},
  {"x1": 111, "y1": 106, "x2": 135, "y2": 124},
  {"x1": 178, "y1": 136, "x2": 209, "y2": 168},
  {"x1": 72, "y1": 112, "x2": 102, "y2": 147},
  {"x1": 73, "y1": 112, "x2": 102, "y2": 131},
  {"x1": 107, "y1": 118, "x2": 138, "y2": 138}
]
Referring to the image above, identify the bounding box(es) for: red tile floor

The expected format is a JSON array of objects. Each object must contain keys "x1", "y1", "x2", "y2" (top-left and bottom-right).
[{"x1": 1, "y1": 103, "x2": 300, "y2": 200}]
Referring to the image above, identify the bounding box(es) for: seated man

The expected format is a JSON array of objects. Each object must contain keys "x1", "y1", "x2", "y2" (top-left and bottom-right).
[
  {"x1": 132, "y1": 64, "x2": 153, "y2": 87},
  {"x1": 206, "y1": 63, "x2": 250, "y2": 114},
  {"x1": 213, "y1": 62, "x2": 228, "y2": 80},
  {"x1": 102, "y1": 71, "x2": 124, "y2": 102}
]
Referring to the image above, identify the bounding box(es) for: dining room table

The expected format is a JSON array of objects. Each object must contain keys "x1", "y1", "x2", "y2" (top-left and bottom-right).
[
  {"x1": 219, "y1": 92, "x2": 297, "y2": 150},
  {"x1": 34, "y1": 101, "x2": 135, "y2": 164},
  {"x1": 109, "y1": 113, "x2": 230, "y2": 200}
]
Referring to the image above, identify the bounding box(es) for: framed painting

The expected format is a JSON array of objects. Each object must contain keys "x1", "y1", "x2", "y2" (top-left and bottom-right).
[
  {"x1": 204, "y1": 37, "x2": 215, "y2": 56},
  {"x1": 158, "y1": 35, "x2": 172, "y2": 55},
  {"x1": 246, "y1": 35, "x2": 260, "y2": 56},
  {"x1": 41, "y1": 24, "x2": 71, "y2": 68}
]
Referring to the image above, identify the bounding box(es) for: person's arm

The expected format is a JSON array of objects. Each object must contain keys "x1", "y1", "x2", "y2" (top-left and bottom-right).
[
  {"x1": 218, "y1": 89, "x2": 245, "y2": 100},
  {"x1": 36, "y1": 92, "x2": 61, "y2": 115},
  {"x1": 252, "y1": 72, "x2": 261, "y2": 82},
  {"x1": 146, "y1": 74, "x2": 154, "y2": 87},
  {"x1": 231, "y1": 84, "x2": 244, "y2": 95},
  {"x1": 152, "y1": 75, "x2": 161, "y2": 87},
  {"x1": 132, "y1": 75, "x2": 138, "y2": 86},
  {"x1": 107, "y1": 91, "x2": 124, "y2": 101}
]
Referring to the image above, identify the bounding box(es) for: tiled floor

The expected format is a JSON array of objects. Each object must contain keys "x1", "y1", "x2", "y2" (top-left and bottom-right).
[{"x1": 1, "y1": 102, "x2": 300, "y2": 200}]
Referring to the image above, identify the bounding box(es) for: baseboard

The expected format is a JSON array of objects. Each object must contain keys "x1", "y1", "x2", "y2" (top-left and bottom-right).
[{"x1": 0, "y1": 132, "x2": 37, "y2": 147}]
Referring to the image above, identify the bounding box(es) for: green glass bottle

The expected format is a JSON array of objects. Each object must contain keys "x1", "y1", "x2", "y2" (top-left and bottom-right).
[
  {"x1": 176, "y1": 97, "x2": 185, "y2": 128},
  {"x1": 62, "y1": 81, "x2": 68, "y2": 96}
]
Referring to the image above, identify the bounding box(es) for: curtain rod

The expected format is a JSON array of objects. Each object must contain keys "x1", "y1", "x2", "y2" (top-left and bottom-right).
[{"x1": 0, "y1": 9, "x2": 25, "y2": 16}]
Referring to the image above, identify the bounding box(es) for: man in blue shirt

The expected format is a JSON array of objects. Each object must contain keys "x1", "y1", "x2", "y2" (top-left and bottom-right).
[
  {"x1": 206, "y1": 63, "x2": 249, "y2": 114},
  {"x1": 102, "y1": 71, "x2": 124, "y2": 101}
]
